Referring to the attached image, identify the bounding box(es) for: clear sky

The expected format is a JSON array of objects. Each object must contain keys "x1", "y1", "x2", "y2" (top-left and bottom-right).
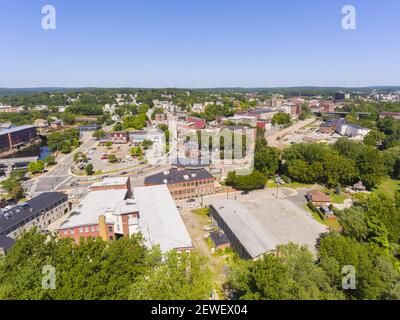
[{"x1": 0, "y1": 0, "x2": 399, "y2": 88}]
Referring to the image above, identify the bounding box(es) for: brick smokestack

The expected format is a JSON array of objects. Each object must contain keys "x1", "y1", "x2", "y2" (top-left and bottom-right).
[{"x1": 98, "y1": 215, "x2": 108, "y2": 241}]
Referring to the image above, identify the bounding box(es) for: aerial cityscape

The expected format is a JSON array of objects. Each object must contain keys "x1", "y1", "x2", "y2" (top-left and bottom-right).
[{"x1": 0, "y1": 0, "x2": 399, "y2": 308}]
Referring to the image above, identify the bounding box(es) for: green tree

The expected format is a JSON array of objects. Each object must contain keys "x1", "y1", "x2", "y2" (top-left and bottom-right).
[
  {"x1": 364, "y1": 130, "x2": 386, "y2": 147},
  {"x1": 28, "y1": 162, "x2": 38, "y2": 174},
  {"x1": 225, "y1": 170, "x2": 267, "y2": 191},
  {"x1": 108, "y1": 154, "x2": 118, "y2": 163},
  {"x1": 92, "y1": 129, "x2": 106, "y2": 139},
  {"x1": 44, "y1": 155, "x2": 56, "y2": 166},
  {"x1": 85, "y1": 164, "x2": 94, "y2": 176},
  {"x1": 36, "y1": 160, "x2": 45, "y2": 173},
  {"x1": 141, "y1": 139, "x2": 153, "y2": 150},
  {"x1": 130, "y1": 251, "x2": 212, "y2": 300},
  {"x1": 271, "y1": 112, "x2": 291, "y2": 126}
]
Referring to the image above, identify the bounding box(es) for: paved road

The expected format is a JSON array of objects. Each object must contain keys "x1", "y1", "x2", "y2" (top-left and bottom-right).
[
  {"x1": 24, "y1": 132, "x2": 96, "y2": 195},
  {"x1": 265, "y1": 117, "x2": 316, "y2": 149}
]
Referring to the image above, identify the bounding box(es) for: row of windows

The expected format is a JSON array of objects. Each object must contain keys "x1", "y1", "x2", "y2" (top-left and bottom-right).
[
  {"x1": 63, "y1": 225, "x2": 113, "y2": 235},
  {"x1": 4, "y1": 201, "x2": 67, "y2": 235},
  {"x1": 170, "y1": 179, "x2": 213, "y2": 189},
  {"x1": 171, "y1": 187, "x2": 213, "y2": 196}
]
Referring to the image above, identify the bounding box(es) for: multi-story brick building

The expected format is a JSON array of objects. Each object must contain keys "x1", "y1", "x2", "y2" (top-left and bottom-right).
[
  {"x1": 0, "y1": 125, "x2": 37, "y2": 152},
  {"x1": 109, "y1": 131, "x2": 130, "y2": 144},
  {"x1": 58, "y1": 177, "x2": 135, "y2": 243},
  {"x1": 144, "y1": 167, "x2": 215, "y2": 200},
  {"x1": 58, "y1": 177, "x2": 193, "y2": 253}
]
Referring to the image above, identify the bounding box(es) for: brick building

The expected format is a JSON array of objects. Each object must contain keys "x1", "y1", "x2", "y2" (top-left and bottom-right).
[
  {"x1": 58, "y1": 178, "x2": 193, "y2": 253},
  {"x1": 144, "y1": 167, "x2": 215, "y2": 200},
  {"x1": 0, "y1": 125, "x2": 37, "y2": 151},
  {"x1": 59, "y1": 177, "x2": 135, "y2": 243},
  {"x1": 109, "y1": 131, "x2": 130, "y2": 144}
]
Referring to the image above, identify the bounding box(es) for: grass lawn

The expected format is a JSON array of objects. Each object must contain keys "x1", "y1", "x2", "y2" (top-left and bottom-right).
[
  {"x1": 192, "y1": 208, "x2": 209, "y2": 217},
  {"x1": 267, "y1": 180, "x2": 313, "y2": 189},
  {"x1": 372, "y1": 178, "x2": 400, "y2": 199},
  {"x1": 320, "y1": 188, "x2": 350, "y2": 204},
  {"x1": 303, "y1": 204, "x2": 341, "y2": 231}
]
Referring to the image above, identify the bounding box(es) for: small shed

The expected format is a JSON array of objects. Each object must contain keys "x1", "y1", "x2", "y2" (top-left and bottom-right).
[{"x1": 210, "y1": 231, "x2": 230, "y2": 250}]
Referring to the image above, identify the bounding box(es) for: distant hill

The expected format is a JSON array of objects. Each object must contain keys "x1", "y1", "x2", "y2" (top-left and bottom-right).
[{"x1": 0, "y1": 86, "x2": 399, "y2": 97}]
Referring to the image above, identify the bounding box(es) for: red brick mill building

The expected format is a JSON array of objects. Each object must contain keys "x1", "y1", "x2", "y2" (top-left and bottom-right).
[{"x1": 144, "y1": 167, "x2": 215, "y2": 200}]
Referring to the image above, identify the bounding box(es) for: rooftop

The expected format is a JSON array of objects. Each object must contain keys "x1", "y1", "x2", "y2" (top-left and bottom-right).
[
  {"x1": 210, "y1": 231, "x2": 230, "y2": 247},
  {"x1": 0, "y1": 235, "x2": 15, "y2": 252},
  {"x1": 90, "y1": 177, "x2": 129, "y2": 189},
  {"x1": 0, "y1": 125, "x2": 36, "y2": 136},
  {"x1": 308, "y1": 191, "x2": 331, "y2": 203},
  {"x1": 211, "y1": 198, "x2": 327, "y2": 258},
  {"x1": 59, "y1": 188, "x2": 133, "y2": 229},
  {"x1": 0, "y1": 192, "x2": 68, "y2": 236},
  {"x1": 144, "y1": 167, "x2": 214, "y2": 185},
  {"x1": 210, "y1": 199, "x2": 277, "y2": 259},
  {"x1": 133, "y1": 185, "x2": 193, "y2": 252}
]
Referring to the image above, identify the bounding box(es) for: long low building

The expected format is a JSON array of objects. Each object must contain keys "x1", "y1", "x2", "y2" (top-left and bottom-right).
[
  {"x1": 133, "y1": 185, "x2": 193, "y2": 252},
  {"x1": 0, "y1": 192, "x2": 71, "y2": 253},
  {"x1": 210, "y1": 198, "x2": 327, "y2": 259},
  {"x1": 210, "y1": 199, "x2": 277, "y2": 259}
]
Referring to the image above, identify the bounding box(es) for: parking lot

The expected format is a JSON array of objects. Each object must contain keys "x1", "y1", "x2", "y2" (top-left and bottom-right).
[
  {"x1": 84, "y1": 143, "x2": 140, "y2": 172},
  {"x1": 283, "y1": 126, "x2": 342, "y2": 145}
]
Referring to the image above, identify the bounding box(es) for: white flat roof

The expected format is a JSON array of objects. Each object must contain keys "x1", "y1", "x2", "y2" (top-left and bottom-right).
[
  {"x1": 60, "y1": 189, "x2": 132, "y2": 229},
  {"x1": 90, "y1": 177, "x2": 129, "y2": 188},
  {"x1": 133, "y1": 185, "x2": 193, "y2": 252}
]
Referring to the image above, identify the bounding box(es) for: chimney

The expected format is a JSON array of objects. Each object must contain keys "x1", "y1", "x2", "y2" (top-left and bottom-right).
[{"x1": 98, "y1": 215, "x2": 108, "y2": 241}]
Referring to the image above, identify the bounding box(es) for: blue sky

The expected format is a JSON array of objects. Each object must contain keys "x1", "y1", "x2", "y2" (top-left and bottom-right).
[{"x1": 0, "y1": 0, "x2": 399, "y2": 88}]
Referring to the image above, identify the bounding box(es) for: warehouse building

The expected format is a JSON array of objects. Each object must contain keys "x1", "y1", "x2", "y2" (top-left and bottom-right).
[
  {"x1": 209, "y1": 199, "x2": 277, "y2": 260},
  {"x1": 209, "y1": 198, "x2": 327, "y2": 259},
  {"x1": 133, "y1": 185, "x2": 193, "y2": 253}
]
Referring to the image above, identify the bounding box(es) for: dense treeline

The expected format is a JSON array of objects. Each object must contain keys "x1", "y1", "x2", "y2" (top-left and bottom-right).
[
  {"x1": 0, "y1": 231, "x2": 212, "y2": 300},
  {"x1": 282, "y1": 139, "x2": 391, "y2": 189},
  {"x1": 47, "y1": 128, "x2": 80, "y2": 154}
]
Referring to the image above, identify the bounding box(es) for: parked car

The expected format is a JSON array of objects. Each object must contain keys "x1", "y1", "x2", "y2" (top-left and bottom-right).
[
  {"x1": 189, "y1": 203, "x2": 199, "y2": 209},
  {"x1": 120, "y1": 171, "x2": 128, "y2": 175},
  {"x1": 241, "y1": 191, "x2": 250, "y2": 195},
  {"x1": 187, "y1": 199, "x2": 196, "y2": 203},
  {"x1": 203, "y1": 225, "x2": 215, "y2": 232}
]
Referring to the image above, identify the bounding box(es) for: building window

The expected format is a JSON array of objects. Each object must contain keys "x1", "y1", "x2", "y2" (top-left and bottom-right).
[
  {"x1": 91, "y1": 226, "x2": 95, "y2": 232},
  {"x1": 70, "y1": 229, "x2": 74, "y2": 234},
  {"x1": 109, "y1": 236, "x2": 114, "y2": 241},
  {"x1": 96, "y1": 226, "x2": 100, "y2": 232},
  {"x1": 79, "y1": 227, "x2": 83, "y2": 233},
  {"x1": 108, "y1": 226, "x2": 113, "y2": 232}
]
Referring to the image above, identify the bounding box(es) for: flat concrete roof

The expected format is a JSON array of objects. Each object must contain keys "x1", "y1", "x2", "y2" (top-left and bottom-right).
[
  {"x1": 210, "y1": 198, "x2": 327, "y2": 258},
  {"x1": 90, "y1": 177, "x2": 129, "y2": 188},
  {"x1": 60, "y1": 189, "x2": 132, "y2": 229},
  {"x1": 133, "y1": 185, "x2": 193, "y2": 253}
]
